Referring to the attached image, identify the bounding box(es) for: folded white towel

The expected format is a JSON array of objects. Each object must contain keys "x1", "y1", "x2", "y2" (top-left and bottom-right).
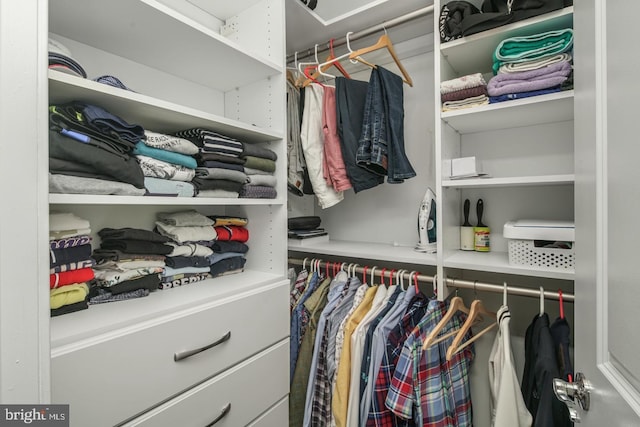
[{"x1": 440, "y1": 73, "x2": 487, "y2": 95}]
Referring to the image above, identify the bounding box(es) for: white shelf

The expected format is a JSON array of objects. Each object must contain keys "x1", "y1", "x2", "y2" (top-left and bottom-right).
[
  {"x1": 49, "y1": 71, "x2": 282, "y2": 143},
  {"x1": 49, "y1": 0, "x2": 281, "y2": 92},
  {"x1": 49, "y1": 194, "x2": 283, "y2": 206},
  {"x1": 50, "y1": 270, "x2": 285, "y2": 350},
  {"x1": 442, "y1": 174, "x2": 574, "y2": 188},
  {"x1": 288, "y1": 239, "x2": 437, "y2": 266},
  {"x1": 443, "y1": 250, "x2": 574, "y2": 280},
  {"x1": 185, "y1": 0, "x2": 266, "y2": 20},
  {"x1": 442, "y1": 90, "x2": 574, "y2": 134},
  {"x1": 440, "y1": 7, "x2": 574, "y2": 76}
]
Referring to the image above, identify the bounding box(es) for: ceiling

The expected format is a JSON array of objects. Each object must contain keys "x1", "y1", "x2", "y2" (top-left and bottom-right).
[{"x1": 285, "y1": 0, "x2": 435, "y2": 58}]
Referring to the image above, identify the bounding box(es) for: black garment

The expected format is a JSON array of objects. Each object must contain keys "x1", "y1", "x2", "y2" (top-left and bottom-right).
[
  {"x1": 49, "y1": 104, "x2": 137, "y2": 154},
  {"x1": 99, "y1": 239, "x2": 173, "y2": 255},
  {"x1": 522, "y1": 313, "x2": 573, "y2": 427},
  {"x1": 461, "y1": 0, "x2": 568, "y2": 37},
  {"x1": 335, "y1": 77, "x2": 384, "y2": 193},
  {"x1": 107, "y1": 274, "x2": 160, "y2": 295},
  {"x1": 550, "y1": 317, "x2": 574, "y2": 381},
  {"x1": 49, "y1": 131, "x2": 145, "y2": 189},
  {"x1": 98, "y1": 228, "x2": 171, "y2": 243},
  {"x1": 241, "y1": 143, "x2": 278, "y2": 161},
  {"x1": 200, "y1": 160, "x2": 245, "y2": 172},
  {"x1": 50, "y1": 244, "x2": 92, "y2": 267},
  {"x1": 298, "y1": 87, "x2": 315, "y2": 196},
  {"x1": 192, "y1": 178, "x2": 244, "y2": 193},
  {"x1": 288, "y1": 216, "x2": 321, "y2": 231},
  {"x1": 50, "y1": 157, "x2": 125, "y2": 182},
  {"x1": 210, "y1": 241, "x2": 249, "y2": 254},
  {"x1": 165, "y1": 256, "x2": 210, "y2": 269},
  {"x1": 196, "y1": 152, "x2": 246, "y2": 166},
  {"x1": 50, "y1": 299, "x2": 89, "y2": 317},
  {"x1": 210, "y1": 256, "x2": 246, "y2": 277},
  {"x1": 439, "y1": 1, "x2": 481, "y2": 42},
  {"x1": 92, "y1": 249, "x2": 166, "y2": 264}
]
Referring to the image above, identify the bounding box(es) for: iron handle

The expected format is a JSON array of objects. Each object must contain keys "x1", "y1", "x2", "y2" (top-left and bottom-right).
[
  {"x1": 553, "y1": 372, "x2": 592, "y2": 423},
  {"x1": 174, "y1": 331, "x2": 231, "y2": 362},
  {"x1": 205, "y1": 403, "x2": 231, "y2": 426}
]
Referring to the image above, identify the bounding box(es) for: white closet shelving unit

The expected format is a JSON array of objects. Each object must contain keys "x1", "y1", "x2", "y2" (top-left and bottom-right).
[
  {"x1": 47, "y1": 0, "x2": 289, "y2": 426},
  {"x1": 434, "y1": 4, "x2": 576, "y2": 293},
  {"x1": 287, "y1": 4, "x2": 575, "y2": 296}
]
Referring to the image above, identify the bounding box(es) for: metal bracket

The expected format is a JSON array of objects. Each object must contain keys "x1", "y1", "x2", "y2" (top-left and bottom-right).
[
  {"x1": 221, "y1": 16, "x2": 239, "y2": 37},
  {"x1": 553, "y1": 372, "x2": 593, "y2": 423}
]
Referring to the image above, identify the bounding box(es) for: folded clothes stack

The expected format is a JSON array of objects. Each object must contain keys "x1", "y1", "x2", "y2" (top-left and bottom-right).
[
  {"x1": 91, "y1": 227, "x2": 169, "y2": 300},
  {"x1": 48, "y1": 38, "x2": 86, "y2": 78},
  {"x1": 488, "y1": 28, "x2": 574, "y2": 103},
  {"x1": 440, "y1": 73, "x2": 489, "y2": 111},
  {"x1": 239, "y1": 143, "x2": 278, "y2": 199},
  {"x1": 209, "y1": 215, "x2": 250, "y2": 277},
  {"x1": 173, "y1": 128, "x2": 247, "y2": 198},
  {"x1": 48, "y1": 102, "x2": 146, "y2": 195},
  {"x1": 49, "y1": 212, "x2": 93, "y2": 316},
  {"x1": 287, "y1": 216, "x2": 327, "y2": 240},
  {"x1": 154, "y1": 211, "x2": 249, "y2": 287},
  {"x1": 135, "y1": 130, "x2": 200, "y2": 197}
]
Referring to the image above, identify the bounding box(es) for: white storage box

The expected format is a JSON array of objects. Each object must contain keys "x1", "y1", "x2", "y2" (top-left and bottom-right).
[{"x1": 503, "y1": 220, "x2": 575, "y2": 270}]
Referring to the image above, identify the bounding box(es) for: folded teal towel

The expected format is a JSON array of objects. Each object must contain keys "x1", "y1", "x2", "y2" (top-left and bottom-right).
[
  {"x1": 493, "y1": 28, "x2": 573, "y2": 74},
  {"x1": 133, "y1": 141, "x2": 197, "y2": 169}
]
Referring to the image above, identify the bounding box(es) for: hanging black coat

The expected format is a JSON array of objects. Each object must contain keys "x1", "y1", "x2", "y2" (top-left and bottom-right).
[{"x1": 521, "y1": 313, "x2": 573, "y2": 427}]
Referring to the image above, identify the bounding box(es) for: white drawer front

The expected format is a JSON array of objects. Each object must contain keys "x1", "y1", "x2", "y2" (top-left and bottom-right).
[
  {"x1": 247, "y1": 396, "x2": 289, "y2": 427},
  {"x1": 122, "y1": 340, "x2": 289, "y2": 427},
  {"x1": 52, "y1": 281, "x2": 289, "y2": 427}
]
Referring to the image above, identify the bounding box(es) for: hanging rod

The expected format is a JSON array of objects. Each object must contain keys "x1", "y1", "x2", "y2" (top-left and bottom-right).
[
  {"x1": 286, "y1": 5, "x2": 435, "y2": 64},
  {"x1": 287, "y1": 257, "x2": 574, "y2": 302}
]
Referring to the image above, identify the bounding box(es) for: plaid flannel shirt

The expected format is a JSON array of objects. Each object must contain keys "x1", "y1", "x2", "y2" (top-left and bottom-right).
[
  {"x1": 366, "y1": 293, "x2": 431, "y2": 427},
  {"x1": 290, "y1": 269, "x2": 309, "y2": 312},
  {"x1": 386, "y1": 301, "x2": 475, "y2": 427}
]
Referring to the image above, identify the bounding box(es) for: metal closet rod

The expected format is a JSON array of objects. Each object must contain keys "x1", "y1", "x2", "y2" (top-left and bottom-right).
[
  {"x1": 286, "y1": 5, "x2": 435, "y2": 64},
  {"x1": 287, "y1": 257, "x2": 575, "y2": 302}
]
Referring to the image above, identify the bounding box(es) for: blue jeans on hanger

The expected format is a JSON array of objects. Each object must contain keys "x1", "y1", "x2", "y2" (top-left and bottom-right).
[{"x1": 357, "y1": 66, "x2": 416, "y2": 183}]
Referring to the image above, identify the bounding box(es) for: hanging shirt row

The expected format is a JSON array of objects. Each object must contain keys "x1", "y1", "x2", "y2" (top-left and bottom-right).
[{"x1": 288, "y1": 263, "x2": 575, "y2": 427}]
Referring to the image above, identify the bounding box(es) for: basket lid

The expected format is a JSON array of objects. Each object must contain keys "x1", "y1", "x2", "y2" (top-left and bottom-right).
[{"x1": 503, "y1": 219, "x2": 575, "y2": 241}]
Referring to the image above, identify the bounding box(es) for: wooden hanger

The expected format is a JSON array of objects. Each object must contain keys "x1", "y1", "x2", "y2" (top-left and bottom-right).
[
  {"x1": 445, "y1": 298, "x2": 497, "y2": 361},
  {"x1": 347, "y1": 33, "x2": 413, "y2": 87},
  {"x1": 422, "y1": 295, "x2": 470, "y2": 350}
]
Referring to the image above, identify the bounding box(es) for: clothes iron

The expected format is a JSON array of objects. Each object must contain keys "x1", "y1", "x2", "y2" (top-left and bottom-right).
[{"x1": 415, "y1": 188, "x2": 437, "y2": 252}]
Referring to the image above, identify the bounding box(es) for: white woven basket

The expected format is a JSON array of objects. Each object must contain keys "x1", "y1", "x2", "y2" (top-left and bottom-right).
[{"x1": 507, "y1": 239, "x2": 574, "y2": 270}]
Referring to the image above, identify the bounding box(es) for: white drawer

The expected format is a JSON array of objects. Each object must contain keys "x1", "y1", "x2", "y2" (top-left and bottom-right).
[
  {"x1": 52, "y1": 281, "x2": 289, "y2": 427},
  {"x1": 121, "y1": 340, "x2": 289, "y2": 427},
  {"x1": 247, "y1": 396, "x2": 289, "y2": 427}
]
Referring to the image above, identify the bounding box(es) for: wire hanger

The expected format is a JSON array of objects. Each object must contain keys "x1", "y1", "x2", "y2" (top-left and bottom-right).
[
  {"x1": 347, "y1": 31, "x2": 413, "y2": 86},
  {"x1": 445, "y1": 288, "x2": 497, "y2": 361},
  {"x1": 316, "y1": 38, "x2": 351, "y2": 80},
  {"x1": 422, "y1": 283, "x2": 470, "y2": 350}
]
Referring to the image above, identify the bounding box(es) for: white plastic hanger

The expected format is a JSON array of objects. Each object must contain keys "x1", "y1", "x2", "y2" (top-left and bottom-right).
[{"x1": 540, "y1": 286, "x2": 545, "y2": 316}]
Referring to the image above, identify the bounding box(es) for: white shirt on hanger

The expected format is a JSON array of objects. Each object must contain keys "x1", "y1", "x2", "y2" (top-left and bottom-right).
[{"x1": 488, "y1": 305, "x2": 533, "y2": 427}]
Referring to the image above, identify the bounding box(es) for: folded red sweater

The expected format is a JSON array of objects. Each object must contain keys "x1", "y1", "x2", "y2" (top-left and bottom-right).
[
  {"x1": 50, "y1": 267, "x2": 95, "y2": 289},
  {"x1": 214, "y1": 226, "x2": 249, "y2": 243}
]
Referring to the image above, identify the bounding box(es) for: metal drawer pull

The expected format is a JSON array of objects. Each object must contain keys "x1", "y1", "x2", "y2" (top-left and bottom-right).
[
  {"x1": 205, "y1": 403, "x2": 231, "y2": 426},
  {"x1": 174, "y1": 331, "x2": 231, "y2": 362}
]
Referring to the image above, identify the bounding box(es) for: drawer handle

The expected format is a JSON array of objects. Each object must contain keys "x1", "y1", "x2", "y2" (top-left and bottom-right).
[
  {"x1": 174, "y1": 331, "x2": 231, "y2": 362},
  {"x1": 205, "y1": 403, "x2": 231, "y2": 426}
]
